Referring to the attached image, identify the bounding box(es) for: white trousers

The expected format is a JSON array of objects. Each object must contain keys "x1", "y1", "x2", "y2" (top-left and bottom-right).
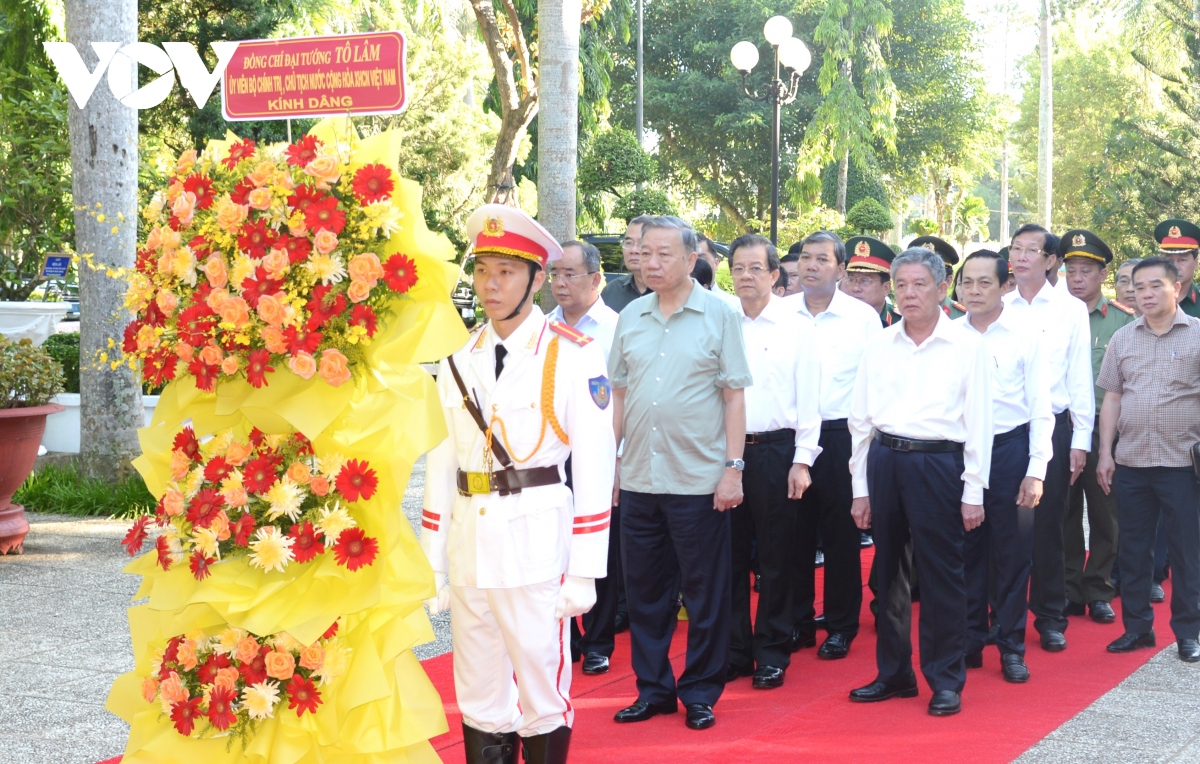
[{"x1": 450, "y1": 577, "x2": 573, "y2": 737}]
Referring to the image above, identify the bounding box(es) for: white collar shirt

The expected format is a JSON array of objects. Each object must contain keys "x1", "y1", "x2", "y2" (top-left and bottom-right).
[
  {"x1": 547, "y1": 297, "x2": 619, "y2": 359},
  {"x1": 956, "y1": 308, "x2": 1055, "y2": 480},
  {"x1": 849, "y1": 312, "x2": 994, "y2": 504},
  {"x1": 782, "y1": 288, "x2": 882, "y2": 420},
  {"x1": 1003, "y1": 280, "x2": 1095, "y2": 450},
  {"x1": 739, "y1": 295, "x2": 823, "y2": 465}
]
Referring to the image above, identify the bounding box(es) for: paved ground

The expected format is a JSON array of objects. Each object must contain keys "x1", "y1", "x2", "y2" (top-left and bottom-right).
[{"x1": 1, "y1": 456, "x2": 1197, "y2": 763}]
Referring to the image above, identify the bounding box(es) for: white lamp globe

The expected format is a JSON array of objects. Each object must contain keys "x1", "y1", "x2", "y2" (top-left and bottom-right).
[
  {"x1": 730, "y1": 41, "x2": 760, "y2": 73},
  {"x1": 763, "y1": 15, "x2": 793, "y2": 46},
  {"x1": 778, "y1": 37, "x2": 811, "y2": 73}
]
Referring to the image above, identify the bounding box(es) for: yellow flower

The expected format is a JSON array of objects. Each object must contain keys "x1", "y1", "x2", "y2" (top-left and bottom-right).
[
  {"x1": 213, "y1": 627, "x2": 247, "y2": 656},
  {"x1": 171, "y1": 246, "x2": 198, "y2": 287},
  {"x1": 248, "y1": 526, "x2": 294, "y2": 573},
  {"x1": 229, "y1": 256, "x2": 258, "y2": 293},
  {"x1": 316, "y1": 502, "x2": 355, "y2": 547},
  {"x1": 304, "y1": 252, "x2": 347, "y2": 285},
  {"x1": 193, "y1": 526, "x2": 221, "y2": 559},
  {"x1": 200, "y1": 430, "x2": 234, "y2": 460},
  {"x1": 123, "y1": 273, "x2": 154, "y2": 312},
  {"x1": 143, "y1": 191, "x2": 166, "y2": 222},
  {"x1": 314, "y1": 642, "x2": 352, "y2": 685},
  {"x1": 273, "y1": 631, "x2": 302, "y2": 652},
  {"x1": 364, "y1": 201, "x2": 404, "y2": 238},
  {"x1": 242, "y1": 680, "x2": 280, "y2": 720},
  {"x1": 182, "y1": 466, "x2": 205, "y2": 499},
  {"x1": 264, "y1": 478, "x2": 305, "y2": 522},
  {"x1": 317, "y1": 453, "x2": 348, "y2": 478}
]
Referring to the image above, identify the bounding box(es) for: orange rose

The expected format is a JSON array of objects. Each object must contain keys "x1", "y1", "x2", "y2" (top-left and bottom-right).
[
  {"x1": 218, "y1": 297, "x2": 251, "y2": 329},
  {"x1": 220, "y1": 356, "x2": 240, "y2": 375},
  {"x1": 165, "y1": 180, "x2": 184, "y2": 203},
  {"x1": 313, "y1": 229, "x2": 338, "y2": 255},
  {"x1": 261, "y1": 325, "x2": 288, "y2": 355},
  {"x1": 206, "y1": 287, "x2": 231, "y2": 312},
  {"x1": 141, "y1": 676, "x2": 160, "y2": 703},
  {"x1": 163, "y1": 489, "x2": 185, "y2": 516},
  {"x1": 223, "y1": 485, "x2": 248, "y2": 508},
  {"x1": 346, "y1": 279, "x2": 372, "y2": 303},
  {"x1": 175, "y1": 343, "x2": 194, "y2": 363},
  {"x1": 160, "y1": 226, "x2": 182, "y2": 252},
  {"x1": 155, "y1": 290, "x2": 179, "y2": 315},
  {"x1": 175, "y1": 149, "x2": 198, "y2": 175},
  {"x1": 303, "y1": 154, "x2": 341, "y2": 189},
  {"x1": 199, "y1": 344, "x2": 224, "y2": 367},
  {"x1": 288, "y1": 352, "x2": 317, "y2": 380},
  {"x1": 234, "y1": 636, "x2": 260, "y2": 664},
  {"x1": 318, "y1": 348, "x2": 351, "y2": 387},
  {"x1": 204, "y1": 255, "x2": 228, "y2": 289},
  {"x1": 299, "y1": 644, "x2": 324, "y2": 671},
  {"x1": 347, "y1": 253, "x2": 384, "y2": 283},
  {"x1": 256, "y1": 293, "x2": 288, "y2": 327},
  {"x1": 262, "y1": 248, "x2": 290, "y2": 279},
  {"x1": 216, "y1": 197, "x2": 249, "y2": 234},
  {"x1": 309, "y1": 476, "x2": 330, "y2": 496},
  {"x1": 171, "y1": 190, "x2": 197, "y2": 226},
  {"x1": 146, "y1": 227, "x2": 163, "y2": 251},
  {"x1": 160, "y1": 672, "x2": 188, "y2": 704},
  {"x1": 264, "y1": 649, "x2": 296, "y2": 681},
  {"x1": 169, "y1": 451, "x2": 190, "y2": 480},
  {"x1": 248, "y1": 161, "x2": 276, "y2": 188},
  {"x1": 288, "y1": 216, "x2": 308, "y2": 237},
  {"x1": 286, "y1": 462, "x2": 312, "y2": 485},
  {"x1": 247, "y1": 186, "x2": 273, "y2": 211},
  {"x1": 176, "y1": 641, "x2": 199, "y2": 671},
  {"x1": 210, "y1": 510, "x2": 231, "y2": 541},
  {"x1": 213, "y1": 667, "x2": 240, "y2": 691},
  {"x1": 225, "y1": 441, "x2": 253, "y2": 466}
]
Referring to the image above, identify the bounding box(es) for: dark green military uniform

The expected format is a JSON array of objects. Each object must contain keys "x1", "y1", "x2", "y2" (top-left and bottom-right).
[
  {"x1": 1155, "y1": 218, "x2": 1200, "y2": 318},
  {"x1": 910, "y1": 235, "x2": 965, "y2": 318},
  {"x1": 880, "y1": 301, "x2": 899, "y2": 328},
  {"x1": 845, "y1": 236, "x2": 897, "y2": 329}
]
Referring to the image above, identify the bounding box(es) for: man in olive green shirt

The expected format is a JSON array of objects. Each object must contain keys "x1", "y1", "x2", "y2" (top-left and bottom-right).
[
  {"x1": 1062, "y1": 229, "x2": 1135, "y2": 624},
  {"x1": 601, "y1": 215, "x2": 653, "y2": 313},
  {"x1": 1154, "y1": 218, "x2": 1200, "y2": 318}
]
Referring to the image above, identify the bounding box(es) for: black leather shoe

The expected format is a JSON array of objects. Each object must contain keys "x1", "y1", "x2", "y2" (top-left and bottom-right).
[
  {"x1": 614, "y1": 611, "x2": 630, "y2": 633},
  {"x1": 613, "y1": 699, "x2": 677, "y2": 723},
  {"x1": 814, "y1": 613, "x2": 827, "y2": 630},
  {"x1": 726, "y1": 664, "x2": 754, "y2": 682},
  {"x1": 1089, "y1": 600, "x2": 1116, "y2": 624},
  {"x1": 684, "y1": 703, "x2": 715, "y2": 730},
  {"x1": 752, "y1": 665, "x2": 785, "y2": 689},
  {"x1": 753, "y1": 573, "x2": 762, "y2": 592},
  {"x1": 1064, "y1": 601, "x2": 1087, "y2": 617},
  {"x1": 462, "y1": 723, "x2": 518, "y2": 764},
  {"x1": 1039, "y1": 630, "x2": 1067, "y2": 652},
  {"x1": 520, "y1": 725, "x2": 571, "y2": 764},
  {"x1": 790, "y1": 629, "x2": 816, "y2": 652},
  {"x1": 582, "y1": 653, "x2": 609, "y2": 675},
  {"x1": 1151, "y1": 583, "x2": 1166, "y2": 603},
  {"x1": 815, "y1": 550, "x2": 825, "y2": 567},
  {"x1": 1178, "y1": 639, "x2": 1200, "y2": 663},
  {"x1": 928, "y1": 690, "x2": 961, "y2": 716},
  {"x1": 849, "y1": 675, "x2": 919, "y2": 703},
  {"x1": 1107, "y1": 631, "x2": 1156, "y2": 653},
  {"x1": 1001, "y1": 653, "x2": 1030, "y2": 683},
  {"x1": 817, "y1": 633, "x2": 851, "y2": 660},
  {"x1": 860, "y1": 531, "x2": 874, "y2": 548},
  {"x1": 964, "y1": 650, "x2": 983, "y2": 669}
]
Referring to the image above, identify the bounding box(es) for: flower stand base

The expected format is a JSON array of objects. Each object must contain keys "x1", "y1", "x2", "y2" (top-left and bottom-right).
[{"x1": 0, "y1": 502, "x2": 29, "y2": 554}]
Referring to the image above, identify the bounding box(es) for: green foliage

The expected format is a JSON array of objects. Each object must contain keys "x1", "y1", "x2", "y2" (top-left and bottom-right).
[
  {"x1": 820, "y1": 153, "x2": 889, "y2": 213},
  {"x1": 950, "y1": 194, "x2": 988, "y2": 247},
  {"x1": 42, "y1": 332, "x2": 79, "y2": 394},
  {"x1": 0, "y1": 335, "x2": 64, "y2": 408},
  {"x1": 612, "y1": 188, "x2": 676, "y2": 222},
  {"x1": 846, "y1": 197, "x2": 892, "y2": 233},
  {"x1": 15, "y1": 463, "x2": 156, "y2": 518},
  {"x1": 0, "y1": 0, "x2": 54, "y2": 78},
  {"x1": 579, "y1": 128, "x2": 655, "y2": 196},
  {"x1": 908, "y1": 216, "x2": 938, "y2": 236}
]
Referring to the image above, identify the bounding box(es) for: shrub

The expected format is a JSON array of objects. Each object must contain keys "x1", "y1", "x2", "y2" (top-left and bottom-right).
[
  {"x1": 0, "y1": 334, "x2": 64, "y2": 408},
  {"x1": 613, "y1": 188, "x2": 676, "y2": 223},
  {"x1": 42, "y1": 331, "x2": 79, "y2": 393},
  {"x1": 846, "y1": 198, "x2": 893, "y2": 234}
]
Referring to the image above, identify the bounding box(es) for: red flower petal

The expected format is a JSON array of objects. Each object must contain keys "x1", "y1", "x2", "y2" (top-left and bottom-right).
[
  {"x1": 335, "y1": 459, "x2": 378, "y2": 502},
  {"x1": 352, "y1": 163, "x2": 395, "y2": 204},
  {"x1": 170, "y1": 697, "x2": 202, "y2": 736},
  {"x1": 382, "y1": 254, "x2": 418, "y2": 293},
  {"x1": 121, "y1": 516, "x2": 151, "y2": 557},
  {"x1": 285, "y1": 673, "x2": 322, "y2": 716},
  {"x1": 332, "y1": 527, "x2": 378, "y2": 571}
]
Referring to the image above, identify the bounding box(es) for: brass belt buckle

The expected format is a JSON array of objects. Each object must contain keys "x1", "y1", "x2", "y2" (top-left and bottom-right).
[{"x1": 467, "y1": 471, "x2": 492, "y2": 494}]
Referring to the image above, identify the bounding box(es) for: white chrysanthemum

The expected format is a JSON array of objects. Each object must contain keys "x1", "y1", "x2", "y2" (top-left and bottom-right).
[
  {"x1": 305, "y1": 252, "x2": 347, "y2": 285},
  {"x1": 213, "y1": 627, "x2": 247, "y2": 656},
  {"x1": 143, "y1": 191, "x2": 166, "y2": 223},
  {"x1": 316, "y1": 502, "x2": 356, "y2": 547},
  {"x1": 193, "y1": 526, "x2": 221, "y2": 560},
  {"x1": 273, "y1": 631, "x2": 302, "y2": 652},
  {"x1": 263, "y1": 477, "x2": 305, "y2": 521},
  {"x1": 248, "y1": 526, "x2": 295, "y2": 573},
  {"x1": 201, "y1": 431, "x2": 234, "y2": 460},
  {"x1": 364, "y1": 201, "x2": 404, "y2": 238},
  {"x1": 242, "y1": 680, "x2": 281, "y2": 720},
  {"x1": 182, "y1": 467, "x2": 205, "y2": 499},
  {"x1": 314, "y1": 643, "x2": 353, "y2": 685},
  {"x1": 229, "y1": 256, "x2": 258, "y2": 294},
  {"x1": 316, "y1": 452, "x2": 348, "y2": 478}
]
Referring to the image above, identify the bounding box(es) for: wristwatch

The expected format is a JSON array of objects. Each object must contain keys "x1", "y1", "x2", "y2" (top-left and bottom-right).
[{"x1": 725, "y1": 459, "x2": 745, "y2": 471}]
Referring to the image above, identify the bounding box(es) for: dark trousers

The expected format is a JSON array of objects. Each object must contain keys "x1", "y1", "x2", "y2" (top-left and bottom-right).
[
  {"x1": 1113, "y1": 512, "x2": 1169, "y2": 588},
  {"x1": 1065, "y1": 424, "x2": 1119, "y2": 604},
  {"x1": 621, "y1": 490, "x2": 730, "y2": 707},
  {"x1": 793, "y1": 425, "x2": 862, "y2": 637},
  {"x1": 571, "y1": 502, "x2": 623, "y2": 657},
  {"x1": 1030, "y1": 410, "x2": 1074, "y2": 635},
  {"x1": 869, "y1": 441, "x2": 967, "y2": 692},
  {"x1": 1114, "y1": 466, "x2": 1200, "y2": 641},
  {"x1": 965, "y1": 428, "x2": 1034, "y2": 657},
  {"x1": 731, "y1": 437, "x2": 798, "y2": 670}
]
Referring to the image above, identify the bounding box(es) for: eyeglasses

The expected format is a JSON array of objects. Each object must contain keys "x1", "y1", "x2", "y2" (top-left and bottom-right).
[
  {"x1": 1009, "y1": 245, "x2": 1045, "y2": 256},
  {"x1": 730, "y1": 265, "x2": 770, "y2": 276},
  {"x1": 842, "y1": 275, "x2": 883, "y2": 287},
  {"x1": 548, "y1": 271, "x2": 598, "y2": 282}
]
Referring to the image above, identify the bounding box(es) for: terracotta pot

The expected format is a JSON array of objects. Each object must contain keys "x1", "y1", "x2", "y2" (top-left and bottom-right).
[{"x1": 0, "y1": 402, "x2": 65, "y2": 554}]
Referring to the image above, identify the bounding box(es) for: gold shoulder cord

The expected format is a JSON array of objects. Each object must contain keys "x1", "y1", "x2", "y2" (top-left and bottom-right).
[{"x1": 487, "y1": 336, "x2": 569, "y2": 464}]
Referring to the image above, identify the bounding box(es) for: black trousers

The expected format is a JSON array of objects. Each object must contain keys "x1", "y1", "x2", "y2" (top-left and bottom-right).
[
  {"x1": 731, "y1": 436, "x2": 798, "y2": 671},
  {"x1": 869, "y1": 441, "x2": 967, "y2": 692},
  {"x1": 571, "y1": 501, "x2": 623, "y2": 657},
  {"x1": 965, "y1": 428, "x2": 1034, "y2": 657},
  {"x1": 793, "y1": 425, "x2": 862, "y2": 637},
  {"x1": 1114, "y1": 466, "x2": 1200, "y2": 641},
  {"x1": 1029, "y1": 410, "x2": 1073, "y2": 635},
  {"x1": 1065, "y1": 424, "x2": 1119, "y2": 604},
  {"x1": 621, "y1": 490, "x2": 730, "y2": 707}
]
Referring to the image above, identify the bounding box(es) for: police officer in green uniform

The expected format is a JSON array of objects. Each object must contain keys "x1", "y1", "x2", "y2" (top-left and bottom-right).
[
  {"x1": 843, "y1": 236, "x2": 898, "y2": 327},
  {"x1": 911, "y1": 235, "x2": 966, "y2": 318},
  {"x1": 1061, "y1": 229, "x2": 1135, "y2": 625},
  {"x1": 1154, "y1": 219, "x2": 1200, "y2": 318}
]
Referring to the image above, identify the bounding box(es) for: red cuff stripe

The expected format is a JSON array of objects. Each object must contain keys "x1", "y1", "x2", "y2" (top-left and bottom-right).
[
  {"x1": 422, "y1": 510, "x2": 441, "y2": 521},
  {"x1": 421, "y1": 519, "x2": 440, "y2": 531},
  {"x1": 574, "y1": 511, "x2": 611, "y2": 525},
  {"x1": 573, "y1": 521, "x2": 610, "y2": 535}
]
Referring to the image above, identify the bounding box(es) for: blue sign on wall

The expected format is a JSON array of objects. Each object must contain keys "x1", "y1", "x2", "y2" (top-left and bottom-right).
[{"x1": 41, "y1": 255, "x2": 71, "y2": 279}]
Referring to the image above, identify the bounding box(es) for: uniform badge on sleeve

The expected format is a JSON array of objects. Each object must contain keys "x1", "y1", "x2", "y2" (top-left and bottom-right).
[{"x1": 589, "y1": 376, "x2": 611, "y2": 410}]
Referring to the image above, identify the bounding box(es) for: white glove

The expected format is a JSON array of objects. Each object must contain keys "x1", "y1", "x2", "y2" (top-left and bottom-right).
[
  {"x1": 424, "y1": 573, "x2": 451, "y2": 615},
  {"x1": 555, "y1": 576, "x2": 597, "y2": 620}
]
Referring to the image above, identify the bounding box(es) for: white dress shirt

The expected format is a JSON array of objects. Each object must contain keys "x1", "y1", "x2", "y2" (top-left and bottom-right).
[
  {"x1": 547, "y1": 296, "x2": 620, "y2": 358},
  {"x1": 956, "y1": 309, "x2": 1055, "y2": 480},
  {"x1": 782, "y1": 288, "x2": 882, "y2": 420},
  {"x1": 711, "y1": 285, "x2": 744, "y2": 311},
  {"x1": 1003, "y1": 280, "x2": 1095, "y2": 450},
  {"x1": 849, "y1": 312, "x2": 994, "y2": 504},
  {"x1": 739, "y1": 295, "x2": 823, "y2": 465}
]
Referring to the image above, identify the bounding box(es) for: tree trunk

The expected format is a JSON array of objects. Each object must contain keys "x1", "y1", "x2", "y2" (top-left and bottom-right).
[
  {"x1": 835, "y1": 57, "x2": 852, "y2": 214},
  {"x1": 488, "y1": 99, "x2": 538, "y2": 199},
  {"x1": 1036, "y1": 0, "x2": 1053, "y2": 228},
  {"x1": 999, "y1": 133, "x2": 1010, "y2": 243},
  {"x1": 65, "y1": 0, "x2": 143, "y2": 481},
  {"x1": 537, "y1": 0, "x2": 580, "y2": 241}
]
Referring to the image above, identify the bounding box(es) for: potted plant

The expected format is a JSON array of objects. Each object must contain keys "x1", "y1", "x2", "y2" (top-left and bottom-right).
[{"x1": 0, "y1": 335, "x2": 65, "y2": 553}]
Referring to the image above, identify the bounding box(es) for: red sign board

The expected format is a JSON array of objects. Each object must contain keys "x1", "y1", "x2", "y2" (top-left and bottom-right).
[{"x1": 222, "y1": 32, "x2": 407, "y2": 121}]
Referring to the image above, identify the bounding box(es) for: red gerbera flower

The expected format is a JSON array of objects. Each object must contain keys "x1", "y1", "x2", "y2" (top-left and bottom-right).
[
  {"x1": 189, "y1": 550, "x2": 215, "y2": 580},
  {"x1": 352, "y1": 163, "x2": 395, "y2": 204},
  {"x1": 285, "y1": 673, "x2": 322, "y2": 717},
  {"x1": 305, "y1": 285, "x2": 347, "y2": 330},
  {"x1": 382, "y1": 254, "x2": 418, "y2": 293},
  {"x1": 335, "y1": 459, "x2": 378, "y2": 502},
  {"x1": 121, "y1": 515, "x2": 151, "y2": 557},
  {"x1": 246, "y1": 348, "x2": 274, "y2": 389},
  {"x1": 204, "y1": 456, "x2": 232, "y2": 484},
  {"x1": 136, "y1": 248, "x2": 155, "y2": 275},
  {"x1": 285, "y1": 134, "x2": 321, "y2": 167},
  {"x1": 177, "y1": 304, "x2": 217, "y2": 346},
  {"x1": 277, "y1": 234, "x2": 312, "y2": 264},
  {"x1": 189, "y1": 357, "x2": 219, "y2": 393},
  {"x1": 283, "y1": 325, "x2": 323, "y2": 356},
  {"x1": 189, "y1": 234, "x2": 212, "y2": 258},
  {"x1": 206, "y1": 685, "x2": 238, "y2": 731},
  {"x1": 173, "y1": 427, "x2": 201, "y2": 461},
  {"x1": 229, "y1": 178, "x2": 255, "y2": 205},
  {"x1": 332, "y1": 527, "x2": 378, "y2": 571},
  {"x1": 167, "y1": 215, "x2": 185, "y2": 231},
  {"x1": 321, "y1": 620, "x2": 339, "y2": 640},
  {"x1": 243, "y1": 454, "x2": 282, "y2": 494},
  {"x1": 287, "y1": 184, "x2": 325, "y2": 215},
  {"x1": 347, "y1": 304, "x2": 377, "y2": 337},
  {"x1": 232, "y1": 512, "x2": 256, "y2": 546},
  {"x1": 182, "y1": 174, "x2": 215, "y2": 210},
  {"x1": 293, "y1": 432, "x2": 314, "y2": 456},
  {"x1": 144, "y1": 347, "x2": 179, "y2": 388},
  {"x1": 170, "y1": 697, "x2": 203, "y2": 736},
  {"x1": 303, "y1": 196, "x2": 346, "y2": 234},
  {"x1": 221, "y1": 137, "x2": 256, "y2": 170},
  {"x1": 249, "y1": 427, "x2": 267, "y2": 448},
  {"x1": 197, "y1": 652, "x2": 231, "y2": 684},
  {"x1": 238, "y1": 218, "x2": 277, "y2": 258},
  {"x1": 238, "y1": 645, "x2": 271, "y2": 685},
  {"x1": 155, "y1": 534, "x2": 173, "y2": 571},
  {"x1": 241, "y1": 267, "x2": 285, "y2": 309},
  {"x1": 143, "y1": 297, "x2": 167, "y2": 327},
  {"x1": 122, "y1": 321, "x2": 142, "y2": 354},
  {"x1": 164, "y1": 637, "x2": 182, "y2": 665},
  {"x1": 186, "y1": 489, "x2": 224, "y2": 529},
  {"x1": 287, "y1": 521, "x2": 325, "y2": 564}
]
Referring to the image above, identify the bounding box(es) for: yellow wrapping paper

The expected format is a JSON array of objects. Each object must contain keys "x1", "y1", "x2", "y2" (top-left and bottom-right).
[{"x1": 106, "y1": 119, "x2": 468, "y2": 763}]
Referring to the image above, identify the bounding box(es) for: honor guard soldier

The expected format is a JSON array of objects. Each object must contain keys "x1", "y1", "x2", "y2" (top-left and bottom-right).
[
  {"x1": 911, "y1": 236, "x2": 966, "y2": 318},
  {"x1": 421, "y1": 204, "x2": 616, "y2": 764},
  {"x1": 1154, "y1": 219, "x2": 1200, "y2": 318},
  {"x1": 844, "y1": 236, "x2": 898, "y2": 327}
]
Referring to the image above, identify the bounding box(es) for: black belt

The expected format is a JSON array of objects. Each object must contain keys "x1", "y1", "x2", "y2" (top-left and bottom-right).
[
  {"x1": 746, "y1": 428, "x2": 794, "y2": 445},
  {"x1": 822, "y1": 418, "x2": 849, "y2": 431},
  {"x1": 456, "y1": 466, "x2": 561, "y2": 497},
  {"x1": 875, "y1": 432, "x2": 964, "y2": 453},
  {"x1": 994, "y1": 423, "x2": 1028, "y2": 445}
]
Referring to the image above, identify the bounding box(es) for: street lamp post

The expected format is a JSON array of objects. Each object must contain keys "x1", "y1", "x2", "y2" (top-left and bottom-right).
[{"x1": 731, "y1": 17, "x2": 811, "y2": 245}]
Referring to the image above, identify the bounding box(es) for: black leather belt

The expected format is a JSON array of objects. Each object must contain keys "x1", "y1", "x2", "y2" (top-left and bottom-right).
[
  {"x1": 456, "y1": 466, "x2": 561, "y2": 497},
  {"x1": 994, "y1": 423, "x2": 1028, "y2": 445},
  {"x1": 822, "y1": 418, "x2": 849, "y2": 431},
  {"x1": 746, "y1": 428, "x2": 794, "y2": 445},
  {"x1": 875, "y1": 432, "x2": 964, "y2": 453}
]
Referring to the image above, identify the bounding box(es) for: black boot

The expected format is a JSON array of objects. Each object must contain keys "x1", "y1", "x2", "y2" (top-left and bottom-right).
[
  {"x1": 462, "y1": 723, "x2": 518, "y2": 764},
  {"x1": 521, "y1": 726, "x2": 572, "y2": 764}
]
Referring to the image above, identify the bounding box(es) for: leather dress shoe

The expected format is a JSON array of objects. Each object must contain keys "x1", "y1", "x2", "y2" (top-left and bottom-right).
[
  {"x1": 790, "y1": 629, "x2": 816, "y2": 652},
  {"x1": 1089, "y1": 600, "x2": 1116, "y2": 624},
  {"x1": 1151, "y1": 583, "x2": 1166, "y2": 603},
  {"x1": 614, "y1": 611, "x2": 630, "y2": 633},
  {"x1": 1107, "y1": 631, "x2": 1156, "y2": 653},
  {"x1": 1064, "y1": 601, "x2": 1087, "y2": 617},
  {"x1": 726, "y1": 664, "x2": 754, "y2": 682},
  {"x1": 1039, "y1": 630, "x2": 1067, "y2": 652},
  {"x1": 817, "y1": 633, "x2": 851, "y2": 660},
  {"x1": 814, "y1": 613, "x2": 827, "y2": 630},
  {"x1": 752, "y1": 665, "x2": 785, "y2": 689},
  {"x1": 613, "y1": 699, "x2": 677, "y2": 723},
  {"x1": 860, "y1": 531, "x2": 874, "y2": 548},
  {"x1": 1178, "y1": 639, "x2": 1200, "y2": 663},
  {"x1": 928, "y1": 690, "x2": 961, "y2": 716},
  {"x1": 1001, "y1": 653, "x2": 1029, "y2": 683},
  {"x1": 582, "y1": 653, "x2": 610, "y2": 675},
  {"x1": 849, "y1": 675, "x2": 919, "y2": 703},
  {"x1": 964, "y1": 650, "x2": 983, "y2": 669},
  {"x1": 684, "y1": 703, "x2": 715, "y2": 730}
]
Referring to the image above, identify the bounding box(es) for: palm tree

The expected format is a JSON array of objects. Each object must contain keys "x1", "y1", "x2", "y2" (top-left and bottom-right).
[{"x1": 537, "y1": 0, "x2": 581, "y2": 241}]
